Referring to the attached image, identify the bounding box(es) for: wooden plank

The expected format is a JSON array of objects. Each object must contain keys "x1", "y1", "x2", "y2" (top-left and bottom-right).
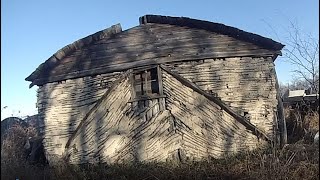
[
  {"x1": 55, "y1": 42, "x2": 269, "y2": 69},
  {"x1": 128, "y1": 95, "x2": 166, "y2": 103},
  {"x1": 157, "y1": 65, "x2": 164, "y2": 111},
  {"x1": 64, "y1": 69, "x2": 131, "y2": 152},
  {"x1": 31, "y1": 51, "x2": 275, "y2": 87},
  {"x1": 274, "y1": 69, "x2": 287, "y2": 146},
  {"x1": 68, "y1": 38, "x2": 261, "y2": 58}
]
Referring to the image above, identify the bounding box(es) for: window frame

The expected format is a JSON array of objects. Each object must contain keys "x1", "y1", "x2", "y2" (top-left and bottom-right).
[{"x1": 130, "y1": 65, "x2": 164, "y2": 102}]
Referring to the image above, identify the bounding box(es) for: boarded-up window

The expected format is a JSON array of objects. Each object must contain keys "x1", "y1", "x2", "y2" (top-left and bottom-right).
[
  {"x1": 133, "y1": 67, "x2": 160, "y2": 97},
  {"x1": 130, "y1": 66, "x2": 165, "y2": 111}
]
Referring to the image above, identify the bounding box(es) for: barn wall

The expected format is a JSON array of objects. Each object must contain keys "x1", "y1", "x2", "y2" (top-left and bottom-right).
[
  {"x1": 162, "y1": 70, "x2": 267, "y2": 159},
  {"x1": 66, "y1": 75, "x2": 175, "y2": 164},
  {"x1": 37, "y1": 72, "x2": 121, "y2": 161},
  {"x1": 37, "y1": 56, "x2": 277, "y2": 164},
  {"x1": 38, "y1": 70, "x2": 171, "y2": 164},
  {"x1": 66, "y1": 64, "x2": 271, "y2": 163},
  {"x1": 67, "y1": 76, "x2": 132, "y2": 163},
  {"x1": 165, "y1": 56, "x2": 278, "y2": 138}
]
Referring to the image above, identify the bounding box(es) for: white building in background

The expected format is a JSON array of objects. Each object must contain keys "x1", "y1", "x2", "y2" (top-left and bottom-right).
[{"x1": 1, "y1": 105, "x2": 37, "y2": 121}]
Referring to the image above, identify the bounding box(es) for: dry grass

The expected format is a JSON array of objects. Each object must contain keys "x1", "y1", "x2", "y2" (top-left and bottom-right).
[
  {"x1": 1, "y1": 144, "x2": 318, "y2": 180},
  {"x1": 285, "y1": 108, "x2": 319, "y2": 144},
  {"x1": 1, "y1": 109, "x2": 319, "y2": 180},
  {"x1": 1, "y1": 124, "x2": 37, "y2": 162}
]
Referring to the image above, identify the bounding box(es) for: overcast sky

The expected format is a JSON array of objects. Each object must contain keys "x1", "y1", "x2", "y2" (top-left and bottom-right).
[{"x1": 1, "y1": 0, "x2": 319, "y2": 120}]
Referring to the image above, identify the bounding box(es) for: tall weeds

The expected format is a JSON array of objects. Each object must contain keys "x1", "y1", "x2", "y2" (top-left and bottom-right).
[
  {"x1": 285, "y1": 107, "x2": 319, "y2": 144},
  {"x1": 1, "y1": 144, "x2": 318, "y2": 180},
  {"x1": 1, "y1": 109, "x2": 318, "y2": 180}
]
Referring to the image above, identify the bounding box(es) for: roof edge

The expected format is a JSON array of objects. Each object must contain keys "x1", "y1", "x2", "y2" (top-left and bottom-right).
[
  {"x1": 139, "y1": 14, "x2": 285, "y2": 51},
  {"x1": 25, "y1": 23, "x2": 122, "y2": 82}
]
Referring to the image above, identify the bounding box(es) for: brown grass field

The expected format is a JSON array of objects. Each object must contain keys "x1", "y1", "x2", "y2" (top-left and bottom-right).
[{"x1": 1, "y1": 109, "x2": 319, "y2": 180}]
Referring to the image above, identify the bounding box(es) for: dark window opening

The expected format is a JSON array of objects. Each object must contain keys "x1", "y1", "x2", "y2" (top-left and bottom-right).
[
  {"x1": 133, "y1": 67, "x2": 160, "y2": 99},
  {"x1": 244, "y1": 112, "x2": 251, "y2": 121}
]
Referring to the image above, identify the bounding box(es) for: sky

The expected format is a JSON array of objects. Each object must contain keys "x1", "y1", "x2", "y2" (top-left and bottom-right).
[{"x1": 1, "y1": 0, "x2": 319, "y2": 120}]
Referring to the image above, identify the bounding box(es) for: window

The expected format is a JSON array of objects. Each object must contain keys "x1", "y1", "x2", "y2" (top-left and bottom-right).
[{"x1": 131, "y1": 66, "x2": 163, "y2": 101}]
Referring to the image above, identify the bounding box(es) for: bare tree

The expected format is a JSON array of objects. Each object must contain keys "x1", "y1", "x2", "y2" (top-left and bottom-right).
[
  {"x1": 263, "y1": 19, "x2": 319, "y2": 93},
  {"x1": 283, "y1": 21, "x2": 319, "y2": 93},
  {"x1": 278, "y1": 82, "x2": 289, "y2": 98}
]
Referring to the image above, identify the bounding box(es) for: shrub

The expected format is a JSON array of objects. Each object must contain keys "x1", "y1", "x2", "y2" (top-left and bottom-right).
[{"x1": 285, "y1": 107, "x2": 319, "y2": 144}]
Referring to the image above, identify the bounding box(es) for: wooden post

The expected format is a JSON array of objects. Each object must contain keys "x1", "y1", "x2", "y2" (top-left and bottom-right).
[
  {"x1": 157, "y1": 65, "x2": 165, "y2": 111},
  {"x1": 274, "y1": 66, "x2": 287, "y2": 147}
]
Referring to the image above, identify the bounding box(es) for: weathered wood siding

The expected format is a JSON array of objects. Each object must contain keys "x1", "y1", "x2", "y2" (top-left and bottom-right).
[
  {"x1": 165, "y1": 56, "x2": 278, "y2": 137},
  {"x1": 32, "y1": 23, "x2": 276, "y2": 86},
  {"x1": 37, "y1": 72, "x2": 121, "y2": 161},
  {"x1": 37, "y1": 56, "x2": 277, "y2": 164},
  {"x1": 68, "y1": 68, "x2": 269, "y2": 164},
  {"x1": 65, "y1": 74, "x2": 180, "y2": 164},
  {"x1": 66, "y1": 76, "x2": 132, "y2": 163},
  {"x1": 29, "y1": 15, "x2": 284, "y2": 164},
  {"x1": 162, "y1": 70, "x2": 266, "y2": 159}
]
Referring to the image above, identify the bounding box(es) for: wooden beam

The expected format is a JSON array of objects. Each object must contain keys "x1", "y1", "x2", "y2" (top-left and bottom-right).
[
  {"x1": 157, "y1": 65, "x2": 165, "y2": 111},
  {"x1": 63, "y1": 69, "x2": 131, "y2": 153},
  {"x1": 128, "y1": 95, "x2": 167, "y2": 103},
  {"x1": 29, "y1": 53, "x2": 275, "y2": 87},
  {"x1": 274, "y1": 68, "x2": 287, "y2": 146},
  {"x1": 160, "y1": 65, "x2": 273, "y2": 143}
]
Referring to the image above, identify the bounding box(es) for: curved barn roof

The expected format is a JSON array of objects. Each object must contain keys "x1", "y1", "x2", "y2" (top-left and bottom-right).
[
  {"x1": 139, "y1": 15, "x2": 284, "y2": 50},
  {"x1": 26, "y1": 15, "x2": 284, "y2": 87}
]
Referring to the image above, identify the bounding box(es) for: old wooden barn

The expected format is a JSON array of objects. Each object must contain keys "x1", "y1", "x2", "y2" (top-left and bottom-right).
[{"x1": 26, "y1": 15, "x2": 286, "y2": 164}]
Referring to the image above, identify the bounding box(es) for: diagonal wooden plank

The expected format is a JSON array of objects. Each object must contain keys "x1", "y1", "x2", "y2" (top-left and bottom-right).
[
  {"x1": 160, "y1": 64, "x2": 272, "y2": 143},
  {"x1": 64, "y1": 70, "x2": 132, "y2": 152}
]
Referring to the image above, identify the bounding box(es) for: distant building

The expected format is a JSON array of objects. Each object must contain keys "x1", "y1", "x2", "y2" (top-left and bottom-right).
[{"x1": 282, "y1": 89, "x2": 319, "y2": 110}]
